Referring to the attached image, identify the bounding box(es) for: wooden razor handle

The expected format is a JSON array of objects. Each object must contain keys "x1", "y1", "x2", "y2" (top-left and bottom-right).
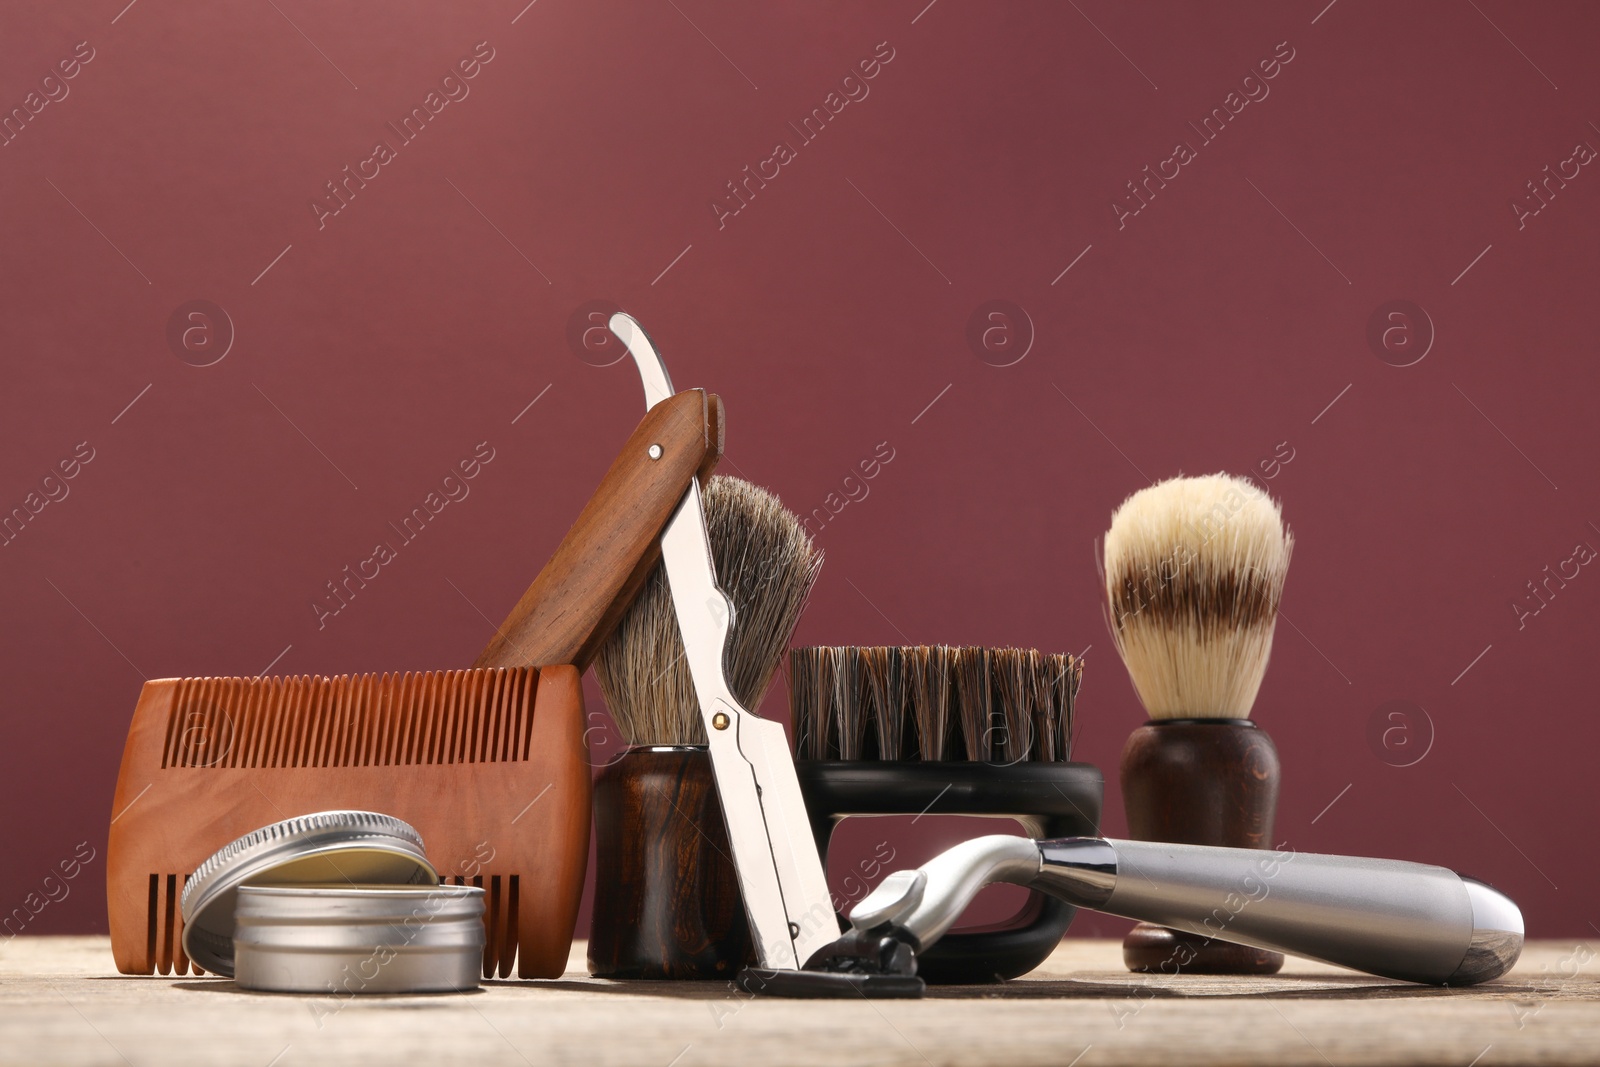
[{"x1": 474, "y1": 390, "x2": 724, "y2": 672}]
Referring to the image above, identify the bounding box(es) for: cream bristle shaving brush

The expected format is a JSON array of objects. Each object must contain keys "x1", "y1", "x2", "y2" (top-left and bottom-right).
[
  {"x1": 587, "y1": 474, "x2": 822, "y2": 979},
  {"x1": 1102, "y1": 472, "x2": 1293, "y2": 976}
]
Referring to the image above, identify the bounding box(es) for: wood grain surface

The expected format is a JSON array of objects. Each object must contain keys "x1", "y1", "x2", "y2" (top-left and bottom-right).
[{"x1": 4, "y1": 938, "x2": 1594, "y2": 1066}]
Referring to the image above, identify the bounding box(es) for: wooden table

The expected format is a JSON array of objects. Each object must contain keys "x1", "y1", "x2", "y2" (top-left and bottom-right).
[{"x1": 3, "y1": 938, "x2": 1595, "y2": 1066}]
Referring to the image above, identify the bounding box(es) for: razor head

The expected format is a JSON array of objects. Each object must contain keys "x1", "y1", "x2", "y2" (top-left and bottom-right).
[
  {"x1": 736, "y1": 967, "x2": 925, "y2": 998},
  {"x1": 735, "y1": 924, "x2": 926, "y2": 999}
]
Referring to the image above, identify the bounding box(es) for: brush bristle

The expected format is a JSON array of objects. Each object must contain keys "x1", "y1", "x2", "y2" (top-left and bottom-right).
[
  {"x1": 1102, "y1": 473, "x2": 1292, "y2": 719},
  {"x1": 791, "y1": 644, "x2": 1078, "y2": 762},
  {"x1": 833, "y1": 647, "x2": 863, "y2": 759},
  {"x1": 1043, "y1": 652, "x2": 1079, "y2": 758},
  {"x1": 789, "y1": 646, "x2": 830, "y2": 760},
  {"x1": 594, "y1": 476, "x2": 823, "y2": 745},
  {"x1": 993, "y1": 648, "x2": 1036, "y2": 764},
  {"x1": 908, "y1": 645, "x2": 953, "y2": 761},
  {"x1": 954, "y1": 647, "x2": 992, "y2": 761},
  {"x1": 861, "y1": 645, "x2": 905, "y2": 760}
]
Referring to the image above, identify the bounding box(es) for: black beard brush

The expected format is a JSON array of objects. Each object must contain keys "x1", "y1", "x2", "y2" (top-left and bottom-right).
[
  {"x1": 786, "y1": 644, "x2": 1097, "y2": 985},
  {"x1": 789, "y1": 645, "x2": 1079, "y2": 763}
]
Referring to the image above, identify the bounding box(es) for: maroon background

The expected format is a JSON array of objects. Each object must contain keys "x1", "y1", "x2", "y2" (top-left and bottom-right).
[{"x1": 2, "y1": 0, "x2": 1595, "y2": 942}]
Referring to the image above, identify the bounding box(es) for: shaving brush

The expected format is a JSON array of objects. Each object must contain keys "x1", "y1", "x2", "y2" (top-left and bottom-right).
[
  {"x1": 589, "y1": 475, "x2": 822, "y2": 979},
  {"x1": 1102, "y1": 473, "x2": 1293, "y2": 975}
]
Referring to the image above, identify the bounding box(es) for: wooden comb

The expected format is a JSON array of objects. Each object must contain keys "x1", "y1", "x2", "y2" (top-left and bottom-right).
[{"x1": 107, "y1": 390, "x2": 724, "y2": 979}]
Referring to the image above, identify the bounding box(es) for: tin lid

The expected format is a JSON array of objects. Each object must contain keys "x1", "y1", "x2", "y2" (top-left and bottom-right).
[{"x1": 180, "y1": 810, "x2": 437, "y2": 977}]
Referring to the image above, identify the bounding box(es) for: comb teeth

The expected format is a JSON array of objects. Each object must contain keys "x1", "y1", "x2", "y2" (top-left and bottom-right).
[
  {"x1": 146, "y1": 873, "x2": 201, "y2": 976},
  {"x1": 790, "y1": 646, "x2": 1080, "y2": 762},
  {"x1": 160, "y1": 669, "x2": 538, "y2": 770},
  {"x1": 440, "y1": 873, "x2": 521, "y2": 979}
]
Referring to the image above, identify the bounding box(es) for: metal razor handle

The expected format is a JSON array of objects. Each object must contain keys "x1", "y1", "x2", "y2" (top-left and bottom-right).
[{"x1": 848, "y1": 836, "x2": 1524, "y2": 985}]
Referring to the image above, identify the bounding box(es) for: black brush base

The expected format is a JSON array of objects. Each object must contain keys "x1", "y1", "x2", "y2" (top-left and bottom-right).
[{"x1": 796, "y1": 760, "x2": 1104, "y2": 984}]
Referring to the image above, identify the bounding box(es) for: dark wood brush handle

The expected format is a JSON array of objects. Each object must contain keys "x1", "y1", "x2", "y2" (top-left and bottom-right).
[
  {"x1": 588, "y1": 747, "x2": 752, "y2": 979},
  {"x1": 1120, "y1": 718, "x2": 1284, "y2": 975},
  {"x1": 474, "y1": 390, "x2": 723, "y2": 672},
  {"x1": 1121, "y1": 719, "x2": 1280, "y2": 846}
]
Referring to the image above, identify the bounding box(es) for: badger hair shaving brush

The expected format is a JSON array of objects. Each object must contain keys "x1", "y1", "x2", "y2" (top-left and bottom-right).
[
  {"x1": 589, "y1": 474, "x2": 823, "y2": 979},
  {"x1": 1103, "y1": 473, "x2": 1293, "y2": 975}
]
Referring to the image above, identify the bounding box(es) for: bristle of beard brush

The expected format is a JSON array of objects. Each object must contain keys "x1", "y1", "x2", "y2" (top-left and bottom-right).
[
  {"x1": 1030, "y1": 651, "x2": 1058, "y2": 763},
  {"x1": 792, "y1": 644, "x2": 1079, "y2": 763},
  {"x1": 862, "y1": 645, "x2": 904, "y2": 761},
  {"x1": 594, "y1": 475, "x2": 823, "y2": 746},
  {"x1": 1011, "y1": 646, "x2": 1036, "y2": 764},
  {"x1": 953, "y1": 647, "x2": 993, "y2": 761},
  {"x1": 832, "y1": 647, "x2": 864, "y2": 760},
  {"x1": 789, "y1": 646, "x2": 830, "y2": 760},
  {"x1": 850, "y1": 645, "x2": 874, "y2": 760},
  {"x1": 818, "y1": 646, "x2": 840, "y2": 759},
  {"x1": 990, "y1": 647, "x2": 1037, "y2": 764},
  {"x1": 1046, "y1": 652, "x2": 1080, "y2": 759},
  {"x1": 908, "y1": 645, "x2": 952, "y2": 761}
]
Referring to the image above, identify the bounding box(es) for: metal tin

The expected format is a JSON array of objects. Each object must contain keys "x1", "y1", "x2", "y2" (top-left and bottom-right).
[
  {"x1": 234, "y1": 884, "x2": 486, "y2": 994},
  {"x1": 181, "y1": 810, "x2": 438, "y2": 977}
]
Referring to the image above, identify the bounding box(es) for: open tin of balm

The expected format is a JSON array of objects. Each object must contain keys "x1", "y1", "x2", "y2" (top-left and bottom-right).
[
  {"x1": 180, "y1": 810, "x2": 482, "y2": 992},
  {"x1": 235, "y1": 884, "x2": 485, "y2": 993}
]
